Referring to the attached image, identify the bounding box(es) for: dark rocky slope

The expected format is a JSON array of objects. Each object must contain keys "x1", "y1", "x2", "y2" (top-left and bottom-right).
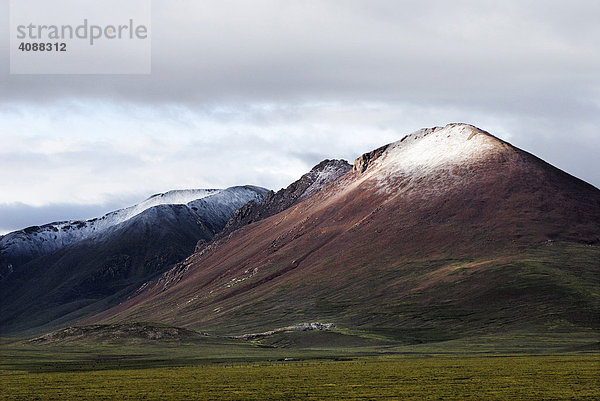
[
  {"x1": 0, "y1": 186, "x2": 267, "y2": 336},
  {"x1": 215, "y1": 159, "x2": 351, "y2": 242}
]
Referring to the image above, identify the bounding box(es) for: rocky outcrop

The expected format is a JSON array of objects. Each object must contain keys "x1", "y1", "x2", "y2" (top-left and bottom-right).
[
  {"x1": 216, "y1": 159, "x2": 351, "y2": 240},
  {"x1": 235, "y1": 322, "x2": 335, "y2": 340},
  {"x1": 352, "y1": 144, "x2": 389, "y2": 173}
]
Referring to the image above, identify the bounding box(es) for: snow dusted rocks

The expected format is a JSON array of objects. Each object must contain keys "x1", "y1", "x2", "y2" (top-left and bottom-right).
[
  {"x1": 355, "y1": 123, "x2": 508, "y2": 176},
  {"x1": 351, "y1": 123, "x2": 514, "y2": 195},
  {"x1": 0, "y1": 186, "x2": 266, "y2": 276},
  {"x1": 218, "y1": 159, "x2": 351, "y2": 239},
  {"x1": 297, "y1": 160, "x2": 352, "y2": 201}
]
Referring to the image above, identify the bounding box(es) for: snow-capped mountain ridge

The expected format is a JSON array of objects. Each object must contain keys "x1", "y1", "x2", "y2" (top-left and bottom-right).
[
  {"x1": 299, "y1": 160, "x2": 352, "y2": 201},
  {"x1": 0, "y1": 187, "x2": 265, "y2": 273},
  {"x1": 97, "y1": 189, "x2": 221, "y2": 229},
  {"x1": 144, "y1": 188, "x2": 221, "y2": 205},
  {"x1": 1, "y1": 188, "x2": 221, "y2": 241}
]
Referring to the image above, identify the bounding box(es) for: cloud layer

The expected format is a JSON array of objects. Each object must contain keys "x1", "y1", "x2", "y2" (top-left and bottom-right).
[{"x1": 1, "y1": 0, "x2": 599, "y2": 232}]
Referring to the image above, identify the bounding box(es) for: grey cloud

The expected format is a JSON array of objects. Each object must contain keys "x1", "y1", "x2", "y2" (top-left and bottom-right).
[
  {"x1": 2, "y1": 1, "x2": 598, "y2": 112},
  {"x1": 0, "y1": 0, "x2": 598, "y2": 214}
]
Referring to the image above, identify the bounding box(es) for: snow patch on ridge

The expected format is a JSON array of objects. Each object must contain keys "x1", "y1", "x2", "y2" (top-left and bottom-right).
[
  {"x1": 122, "y1": 189, "x2": 221, "y2": 223},
  {"x1": 300, "y1": 160, "x2": 352, "y2": 201},
  {"x1": 0, "y1": 188, "x2": 239, "y2": 270},
  {"x1": 382, "y1": 124, "x2": 502, "y2": 173},
  {"x1": 2, "y1": 189, "x2": 220, "y2": 242}
]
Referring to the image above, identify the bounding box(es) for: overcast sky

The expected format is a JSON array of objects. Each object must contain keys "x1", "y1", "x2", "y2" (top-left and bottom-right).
[{"x1": 1, "y1": 0, "x2": 599, "y2": 234}]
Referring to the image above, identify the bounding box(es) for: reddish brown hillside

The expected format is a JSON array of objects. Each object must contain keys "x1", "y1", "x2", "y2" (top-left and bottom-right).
[{"x1": 93, "y1": 124, "x2": 600, "y2": 340}]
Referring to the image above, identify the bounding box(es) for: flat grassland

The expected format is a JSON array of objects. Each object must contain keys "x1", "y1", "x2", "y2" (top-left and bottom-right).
[{"x1": 1, "y1": 354, "x2": 598, "y2": 400}]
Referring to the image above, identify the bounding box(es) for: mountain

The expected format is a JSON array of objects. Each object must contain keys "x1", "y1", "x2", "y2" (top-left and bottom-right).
[
  {"x1": 0, "y1": 189, "x2": 220, "y2": 275},
  {"x1": 0, "y1": 186, "x2": 268, "y2": 336},
  {"x1": 92, "y1": 124, "x2": 600, "y2": 345}
]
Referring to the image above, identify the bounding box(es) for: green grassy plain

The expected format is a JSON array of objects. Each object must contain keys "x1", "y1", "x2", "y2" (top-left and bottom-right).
[
  {"x1": 1, "y1": 354, "x2": 598, "y2": 400},
  {"x1": 1, "y1": 329, "x2": 599, "y2": 401}
]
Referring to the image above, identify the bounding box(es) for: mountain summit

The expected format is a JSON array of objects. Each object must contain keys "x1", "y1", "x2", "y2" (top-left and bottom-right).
[
  {"x1": 92, "y1": 124, "x2": 599, "y2": 343},
  {"x1": 353, "y1": 124, "x2": 507, "y2": 175}
]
